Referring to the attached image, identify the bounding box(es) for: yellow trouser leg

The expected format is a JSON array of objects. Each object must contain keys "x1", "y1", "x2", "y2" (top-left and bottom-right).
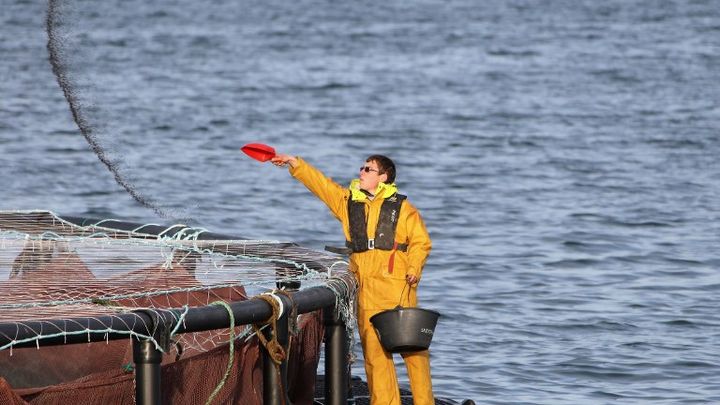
[
  {"x1": 359, "y1": 311, "x2": 401, "y2": 405},
  {"x1": 401, "y1": 350, "x2": 434, "y2": 405}
]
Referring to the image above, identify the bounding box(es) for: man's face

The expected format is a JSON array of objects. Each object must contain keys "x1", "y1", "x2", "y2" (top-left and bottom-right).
[{"x1": 359, "y1": 160, "x2": 386, "y2": 192}]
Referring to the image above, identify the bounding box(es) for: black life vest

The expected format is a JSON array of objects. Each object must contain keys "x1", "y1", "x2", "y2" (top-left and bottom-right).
[{"x1": 346, "y1": 193, "x2": 408, "y2": 253}]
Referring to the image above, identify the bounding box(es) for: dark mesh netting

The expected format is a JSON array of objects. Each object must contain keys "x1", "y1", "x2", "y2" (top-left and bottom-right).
[{"x1": 2, "y1": 311, "x2": 323, "y2": 405}]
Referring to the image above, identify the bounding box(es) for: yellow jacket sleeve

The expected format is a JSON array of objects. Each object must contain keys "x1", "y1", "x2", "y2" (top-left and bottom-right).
[{"x1": 288, "y1": 157, "x2": 348, "y2": 221}]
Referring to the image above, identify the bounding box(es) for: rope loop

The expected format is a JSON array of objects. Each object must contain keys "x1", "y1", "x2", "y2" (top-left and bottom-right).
[
  {"x1": 252, "y1": 293, "x2": 285, "y2": 365},
  {"x1": 205, "y1": 300, "x2": 236, "y2": 405},
  {"x1": 251, "y1": 289, "x2": 297, "y2": 365}
]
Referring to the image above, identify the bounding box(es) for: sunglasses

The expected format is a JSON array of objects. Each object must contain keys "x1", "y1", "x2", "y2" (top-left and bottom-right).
[{"x1": 360, "y1": 166, "x2": 379, "y2": 173}]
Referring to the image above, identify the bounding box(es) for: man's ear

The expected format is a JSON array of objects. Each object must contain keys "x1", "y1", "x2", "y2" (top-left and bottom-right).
[{"x1": 379, "y1": 172, "x2": 389, "y2": 184}]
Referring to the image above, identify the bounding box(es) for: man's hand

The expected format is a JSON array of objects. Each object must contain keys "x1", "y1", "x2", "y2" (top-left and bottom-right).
[
  {"x1": 270, "y1": 154, "x2": 298, "y2": 168},
  {"x1": 406, "y1": 274, "x2": 418, "y2": 285}
]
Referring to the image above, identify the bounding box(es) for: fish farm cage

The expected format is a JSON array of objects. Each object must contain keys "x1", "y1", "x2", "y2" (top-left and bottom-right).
[{"x1": 0, "y1": 210, "x2": 472, "y2": 405}]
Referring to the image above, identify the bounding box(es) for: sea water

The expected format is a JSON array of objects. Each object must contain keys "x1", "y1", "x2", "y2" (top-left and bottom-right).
[{"x1": 1, "y1": 0, "x2": 719, "y2": 403}]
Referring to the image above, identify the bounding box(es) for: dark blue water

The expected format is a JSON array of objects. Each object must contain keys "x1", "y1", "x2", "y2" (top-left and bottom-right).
[{"x1": 2, "y1": 0, "x2": 720, "y2": 403}]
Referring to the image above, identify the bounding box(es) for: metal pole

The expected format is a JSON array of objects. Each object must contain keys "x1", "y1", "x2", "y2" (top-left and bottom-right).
[
  {"x1": 262, "y1": 296, "x2": 291, "y2": 405},
  {"x1": 324, "y1": 306, "x2": 349, "y2": 405},
  {"x1": 133, "y1": 338, "x2": 163, "y2": 405}
]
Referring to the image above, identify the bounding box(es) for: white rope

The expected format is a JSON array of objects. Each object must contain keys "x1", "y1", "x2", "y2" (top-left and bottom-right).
[{"x1": 261, "y1": 289, "x2": 285, "y2": 318}]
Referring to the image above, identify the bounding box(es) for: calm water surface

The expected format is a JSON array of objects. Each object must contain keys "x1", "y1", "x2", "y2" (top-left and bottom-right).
[{"x1": 1, "y1": 0, "x2": 719, "y2": 403}]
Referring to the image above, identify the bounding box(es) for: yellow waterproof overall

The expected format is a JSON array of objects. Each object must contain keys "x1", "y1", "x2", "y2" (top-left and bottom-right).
[{"x1": 289, "y1": 158, "x2": 434, "y2": 405}]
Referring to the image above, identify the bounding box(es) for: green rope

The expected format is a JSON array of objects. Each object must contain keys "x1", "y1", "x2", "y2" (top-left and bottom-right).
[
  {"x1": 91, "y1": 298, "x2": 113, "y2": 306},
  {"x1": 205, "y1": 300, "x2": 236, "y2": 405},
  {"x1": 0, "y1": 328, "x2": 163, "y2": 352},
  {"x1": 0, "y1": 307, "x2": 189, "y2": 353},
  {"x1": 169, "y1": 305, "x2": 190, "y2": 337}
]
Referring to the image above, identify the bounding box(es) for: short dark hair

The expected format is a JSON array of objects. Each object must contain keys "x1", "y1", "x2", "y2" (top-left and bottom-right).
[{"x1": 366, "y1": 154, "x2": 396, "y2": 184}]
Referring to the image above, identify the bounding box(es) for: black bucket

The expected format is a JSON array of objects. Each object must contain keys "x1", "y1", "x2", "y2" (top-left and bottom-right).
[{"x1": 370, "y1": 307, "x2": 440, "y2": 353}]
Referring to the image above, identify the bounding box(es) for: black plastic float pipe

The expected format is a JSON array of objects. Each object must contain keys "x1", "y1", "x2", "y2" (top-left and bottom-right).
[
  {"x1": 133, "y1": 338, "x2": 162, "y2": 405},
  {"x1": 131, "y1": 309, "x2": 169, "y2": 405},
  {"x1": 60, "y1": 216, "x2": 247, "y2": 241},
  {"x1": 0, "y1": 311, "x2": 159, "y2": 348},
  {"x1": 324, "y1": 306, "x2": 349, "y2": 405},
  {"x1": 0, "y1": 281, "x2": 346, "y2": 348}
]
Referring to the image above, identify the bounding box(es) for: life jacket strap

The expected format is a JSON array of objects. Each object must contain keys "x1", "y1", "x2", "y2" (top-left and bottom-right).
[{"x1": 345, "y1": 240, "x2": 408, "y2": 253}]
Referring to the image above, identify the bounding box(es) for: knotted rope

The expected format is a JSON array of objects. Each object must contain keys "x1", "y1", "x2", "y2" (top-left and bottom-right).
[
  {"x1": 251, "y1": 290, "x2": 299, "y2": 405},
  {"x1": 251, "y1": 290, "x2": 297, "y2": 365}
]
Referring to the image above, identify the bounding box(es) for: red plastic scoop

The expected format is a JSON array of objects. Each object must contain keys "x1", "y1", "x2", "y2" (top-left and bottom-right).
[{"x1": 241, "y1": 143, "x2": 276, "y2": 162}]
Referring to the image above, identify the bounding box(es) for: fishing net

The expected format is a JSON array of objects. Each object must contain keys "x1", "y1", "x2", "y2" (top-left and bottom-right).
[{"x1": 0, "y1": 210, "x2": 355, "y2": 404}]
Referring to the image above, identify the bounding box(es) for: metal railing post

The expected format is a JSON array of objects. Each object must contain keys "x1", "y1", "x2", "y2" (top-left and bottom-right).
[
  {"x1": 133, "y1": 338, "x2": 163, "y2": 405},
  {"x1": 324, "y1": 306, "x2": 349, "y2": 405}
]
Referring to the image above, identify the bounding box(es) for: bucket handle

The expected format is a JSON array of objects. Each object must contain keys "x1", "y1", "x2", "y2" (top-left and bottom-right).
[{"x1": 397, "y1": 282, "x2": 411, "y2": 308}]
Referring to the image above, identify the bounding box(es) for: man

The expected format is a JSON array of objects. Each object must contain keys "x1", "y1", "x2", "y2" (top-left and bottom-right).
[{"x1": 269, "y1": 152, "x2": 434, "y2": 405}]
